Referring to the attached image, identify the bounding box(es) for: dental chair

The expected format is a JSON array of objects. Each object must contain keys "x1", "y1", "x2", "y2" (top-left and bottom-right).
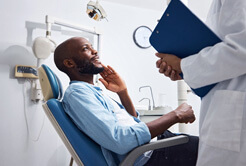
[{"x1": 38, "y1": 64, "x2": 189, "y2": 166}]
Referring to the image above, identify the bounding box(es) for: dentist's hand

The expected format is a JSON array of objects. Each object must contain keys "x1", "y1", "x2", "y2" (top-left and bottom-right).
[
  {"x1": 99, "y1": 64, "x2": 127, "y2": 93},
  {"x1": 156, "y1": 53, "x2": 182, "y2": 81},
  {"x1": 173, "y1": 103, "x2": 195, "y2": 124}
]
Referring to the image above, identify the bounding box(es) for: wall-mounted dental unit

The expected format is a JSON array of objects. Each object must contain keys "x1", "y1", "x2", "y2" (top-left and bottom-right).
[
  {"x1": 16, "y1": 11, "x2": 104, "y2": 102},
  {"x1": 31, "y1": 15, "x2": 103, "y2": 101}
]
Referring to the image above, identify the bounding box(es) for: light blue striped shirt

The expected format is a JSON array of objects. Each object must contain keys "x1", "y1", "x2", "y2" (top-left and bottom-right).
[{"x1": 62, "y1": 81, "x2": 151, "y2": 166}]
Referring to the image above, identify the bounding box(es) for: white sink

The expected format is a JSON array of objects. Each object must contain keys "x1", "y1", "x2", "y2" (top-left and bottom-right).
[
  {"x1": 134, "y1": 105, "x2": 148, "y2": 115},
  {"x1": 135, "y1": 105, "x2": 172, "y2": 116},
  {"x1": 144, "y1": 106, "x2": 172, "y2": 115}
]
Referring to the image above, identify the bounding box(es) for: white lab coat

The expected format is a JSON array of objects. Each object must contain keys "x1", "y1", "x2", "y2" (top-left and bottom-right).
[{"x1": 181, "y1": 0, "x2": 246, "y2": 165}]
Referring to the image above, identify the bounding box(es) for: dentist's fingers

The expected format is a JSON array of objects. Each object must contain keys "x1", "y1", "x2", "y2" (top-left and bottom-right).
[
  {"x1": 155, "y1": 53, "x2": 169, "y2": 58},
  {"x1": 156, "y1": 59, "x2": 162, "y2": 68},
  {"x1": 170, "y1": 70, "x2": 176, "y2": 81},
  {"x1": 170, "y1": 70, "x2": 179, "y2": 81},
  {"x1": 171, "y1": 70, "x2": 182, "y2": 81},
  {"x1": 164, "y1": 66, "x2": 172, "y2": 76},
  {"x1": 159, "y1": 61, "x2": 167, "y2": 73}
]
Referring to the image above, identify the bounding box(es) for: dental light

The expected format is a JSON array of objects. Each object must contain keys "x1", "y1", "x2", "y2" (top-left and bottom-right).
[
  {"x1": 86, "y1": 0, "x2": 107, "y2": 21},
  {"x1": 30, "y1": 37, "x2": 56, "y2": 102},
  {"x1": 31, "y1": 19, "x2": 56, "y2": 101},
  {"x1": 32, "y1": 37, "x2": 56, "y2": 65}
]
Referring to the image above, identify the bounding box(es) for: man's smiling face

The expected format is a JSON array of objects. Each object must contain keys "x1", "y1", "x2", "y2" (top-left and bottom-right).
[{"x1": 72, "y1": 37, "x2": 104, "y2": 74}]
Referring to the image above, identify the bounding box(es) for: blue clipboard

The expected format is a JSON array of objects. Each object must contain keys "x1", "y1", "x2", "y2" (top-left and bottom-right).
[{"x1": 149, "y1": 0, "x2": 222, "y2": 98}]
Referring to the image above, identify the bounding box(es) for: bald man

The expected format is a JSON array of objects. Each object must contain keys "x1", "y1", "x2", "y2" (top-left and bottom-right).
[{"x1": 54, "y1": 37, "x2": 199, "y2": 166}]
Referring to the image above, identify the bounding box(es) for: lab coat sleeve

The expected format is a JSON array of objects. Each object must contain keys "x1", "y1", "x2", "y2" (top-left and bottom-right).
[{"x1": 181, "y1": 0, "x2": 246, "y2": 89}]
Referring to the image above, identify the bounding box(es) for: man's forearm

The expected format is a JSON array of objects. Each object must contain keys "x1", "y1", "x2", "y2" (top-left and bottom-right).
[
  {"x1": 117, "y1": 89, "x2": 137, "y2": 117},
  {"x1": 146, "y1": 111, "x2": 179, "y2": 138}
]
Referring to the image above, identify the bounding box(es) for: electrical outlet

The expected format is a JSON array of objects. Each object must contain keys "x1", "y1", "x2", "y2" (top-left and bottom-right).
[{"x1": 15, "y1": 65, "x2": 38, "y2": 79}]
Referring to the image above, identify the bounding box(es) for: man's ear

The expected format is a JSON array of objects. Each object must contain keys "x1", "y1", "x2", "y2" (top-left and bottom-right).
[{"x1": 63, "y1": 59, "x2": 76, "y2": 68}]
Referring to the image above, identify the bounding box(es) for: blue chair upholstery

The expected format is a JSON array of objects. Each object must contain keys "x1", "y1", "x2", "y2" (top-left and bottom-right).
[
  {"x1": 38, "y1": 64, "x2": 189, "y2": 166},
  {"x1": 38, "y1": 64, "x2": 108, "y2": 166}
]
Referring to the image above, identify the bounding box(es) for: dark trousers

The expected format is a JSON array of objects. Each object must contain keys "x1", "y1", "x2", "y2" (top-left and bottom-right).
[{"x1": 144, "y1": 130, "x2": 199, "y2": 166}]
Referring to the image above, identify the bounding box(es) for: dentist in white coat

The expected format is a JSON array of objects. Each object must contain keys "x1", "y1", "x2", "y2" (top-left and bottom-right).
[{"x1": 155, "y1": 0, "x2": 246, "y2": 165}]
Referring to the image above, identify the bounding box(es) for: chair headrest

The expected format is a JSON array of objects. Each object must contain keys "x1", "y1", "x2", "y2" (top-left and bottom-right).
[{"x1": 38, "y1": 64, "x2": 63, "y2": 101}]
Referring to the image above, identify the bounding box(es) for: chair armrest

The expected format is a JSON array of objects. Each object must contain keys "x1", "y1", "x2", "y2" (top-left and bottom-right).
[{"x1": 119, "y1": 135, "x2": 188, "y2": 166}]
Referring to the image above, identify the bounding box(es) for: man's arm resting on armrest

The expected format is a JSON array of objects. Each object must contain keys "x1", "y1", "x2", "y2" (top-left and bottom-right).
[{"x1": 146, "y1": 103, "x2": 195, "y2": 138}]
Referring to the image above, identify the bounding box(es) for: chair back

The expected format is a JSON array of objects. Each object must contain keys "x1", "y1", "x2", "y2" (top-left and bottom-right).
[{"x1": 38, "y1": 64, "x2": 108, "y2": 166}]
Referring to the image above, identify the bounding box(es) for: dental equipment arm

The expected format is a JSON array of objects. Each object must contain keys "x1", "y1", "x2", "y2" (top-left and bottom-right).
[{"x1": 31, "y1": 15, "x2": 102, "y2": 101}]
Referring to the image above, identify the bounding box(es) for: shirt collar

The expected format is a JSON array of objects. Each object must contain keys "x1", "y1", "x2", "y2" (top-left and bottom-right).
[{"x1": 70, "y1": 80, "x2": 102, "y2": 91}]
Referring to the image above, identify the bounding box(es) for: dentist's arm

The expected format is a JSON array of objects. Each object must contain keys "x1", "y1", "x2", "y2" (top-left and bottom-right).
[{"x1": 99, "y1": 65, "x2": 137, "y2": 117}]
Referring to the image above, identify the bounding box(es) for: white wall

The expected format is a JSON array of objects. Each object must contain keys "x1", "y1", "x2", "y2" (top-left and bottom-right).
[
  {"x1": 0, "y1": 0, "x2": 212, "y2": 165},
  {"x1": 188, "y1": 0, "x2": 213, "y2": 21}
]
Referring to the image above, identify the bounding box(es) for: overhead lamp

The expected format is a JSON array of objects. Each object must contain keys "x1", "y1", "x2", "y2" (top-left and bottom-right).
[
  {"x1": 32, "y1": 37, "x2": 56, "y2": 60},
  {"x1": 86, "y1": 0, "x2": 107, "y2": 21}
]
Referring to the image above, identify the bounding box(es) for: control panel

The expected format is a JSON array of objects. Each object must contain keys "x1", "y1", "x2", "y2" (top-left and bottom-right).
[{"x1": 15, "y1": 65, "x2": 38, "y2": 79}]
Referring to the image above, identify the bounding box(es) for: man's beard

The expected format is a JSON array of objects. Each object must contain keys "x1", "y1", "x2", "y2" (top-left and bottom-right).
[{"x1": 77, "y1": 59, "x2": 104, "y2": 74}]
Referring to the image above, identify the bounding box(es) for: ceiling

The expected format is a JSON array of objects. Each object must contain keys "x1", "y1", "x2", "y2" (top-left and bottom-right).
[{"x1": 102, "y1": 0, "x2": 167, "y2": 11}]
